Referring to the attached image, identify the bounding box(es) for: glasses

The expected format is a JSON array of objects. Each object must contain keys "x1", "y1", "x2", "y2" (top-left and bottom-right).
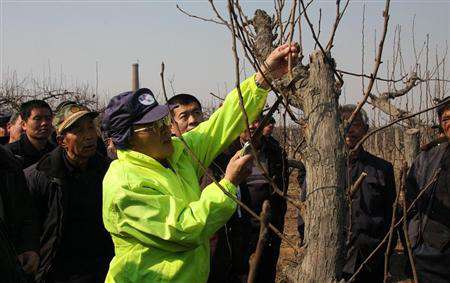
[{"x1": 134, "y1": 116, "x2": 171, "y2": 133}]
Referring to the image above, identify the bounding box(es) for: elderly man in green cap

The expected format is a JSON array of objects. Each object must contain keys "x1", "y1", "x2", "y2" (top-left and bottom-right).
[{"x1": 24, "y1": 103, "x2": 114, "y2": 283}]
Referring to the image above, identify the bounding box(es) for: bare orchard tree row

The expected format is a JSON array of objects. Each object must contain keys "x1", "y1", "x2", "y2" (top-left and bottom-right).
[
  {"x1": 177, "y1": 0, "x2": 448, "y2": 282},
  {"x1": 0, "y1": 70, "x2": 102, "y2": 113}
]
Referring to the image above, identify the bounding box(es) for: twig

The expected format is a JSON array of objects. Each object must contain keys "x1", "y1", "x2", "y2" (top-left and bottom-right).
[
  {"x1": 400, "y1": 164, "x2": 419, "y2": 283},
  {"x1": 247, "y1": 200, "x2": 270, "y2": 283},
  {"x1": 176, "y1": 4, "x2": 226, "y2": 26},
  {"x1": 298, "y1": 0, "x2": 344, "y2": 84},
  {"x1": 298, "y1": 0, "x2": 326, "y2": 56},
  {"x1": 282, "y1": 0, "x2": 314, "y2": 40},
  {"x1": 287, "y1": 0, "x2": 297, "y2": 80},
  {"x1": 383, "y1": 166, "x2": 402, "y2": 283},
  {"x1": 208, "y1": 0, "x2": 230, "y2": 26},
  {"x1": 361, "y1": 3, "x2": 366, "y2": 91},
  {"x1": 297, "y1": 0, "x2": 304, "y2": 61},
  {"x1": 228, "y1": 0, "x2": 251, "y2": 145},
  {"x1": 382, "y1": 72, "x2": 421, "y2": 99},
  {"x1": 315, "y1": 8, "x2": 322, "y2": 50},
  {"x1": 346, "y1": 171, "x2": 368, "y2": 246},
  {"x1": 209, "y1": 92, "x2": 225, "y2": 101},
  {"x1": 275, "y1": 0, "x2": 285, "y2": 45},
  {"x1": 326, "y1": 0, "x2": 351, "y2": 51},
  {"x1": 345, "y1": 0, "x2": 391, "y2": 134},
  {"x1": 337, "y1": 69, "x2": 407, "y2": 83},
  {"x1": 348, "y1": 172, "x2": 367, "y2": 198}
]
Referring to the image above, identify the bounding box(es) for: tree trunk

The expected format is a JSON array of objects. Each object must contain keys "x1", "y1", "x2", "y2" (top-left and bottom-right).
[
  {"x1": 404, "y1": 128, "x2": 420, "y2": 167},
  {"x1": 297, "y1": 50, "x2": 347, "y2": 282},
  {"x1": 251, "y1": 10, "x2": 347, "y2": 282}
]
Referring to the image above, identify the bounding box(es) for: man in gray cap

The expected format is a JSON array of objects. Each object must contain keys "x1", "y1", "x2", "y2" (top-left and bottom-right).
[
  {"x1": 406, "y1": 96, "x2": 450, "y2": 283},
  {"x1": 24, "y1": 103, "x2": 113, "y2": 283}
]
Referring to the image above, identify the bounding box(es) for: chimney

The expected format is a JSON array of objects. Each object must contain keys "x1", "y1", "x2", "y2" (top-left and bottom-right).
[{"x1": 131, "y1": 63, "x2": 139, "y2": 91}]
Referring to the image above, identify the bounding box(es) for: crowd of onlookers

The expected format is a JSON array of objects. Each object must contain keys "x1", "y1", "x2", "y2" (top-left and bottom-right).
[{"x1": 0, "y1": 56, "x2": 449, "y2": 282}]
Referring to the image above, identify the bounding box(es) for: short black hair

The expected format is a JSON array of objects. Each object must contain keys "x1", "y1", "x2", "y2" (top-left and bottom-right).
[
  {"x1": 19, "y1": 100, "x2": 52, "y2": 121},
  {"x1": 168, "y1": 93, "x2": 202, "y2": 110}
]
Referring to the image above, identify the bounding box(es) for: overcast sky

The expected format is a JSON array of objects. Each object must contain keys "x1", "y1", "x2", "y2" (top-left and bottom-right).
[{"x1": 1, "y1": 0, "x2": 449, "y2": 112}]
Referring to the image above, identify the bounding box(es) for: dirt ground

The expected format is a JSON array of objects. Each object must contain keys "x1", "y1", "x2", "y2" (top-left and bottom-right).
[{"x1": 275, "y1": 173, "x2": 413, "y2": 283}]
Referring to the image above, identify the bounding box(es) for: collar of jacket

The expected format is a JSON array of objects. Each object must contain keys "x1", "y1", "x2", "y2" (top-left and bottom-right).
[
  {"x1": 19, "y1": 133, "x2": 54, "y2": 156},
  {"x1": 348, "y1": 147, "x2": 369, "y2": 164},
  {"x1": 36, "y1": 146, "x2": 107, "y2": 179},
  {"x1": 116, "y1": 137, "x2": 185, "y2": 170}
]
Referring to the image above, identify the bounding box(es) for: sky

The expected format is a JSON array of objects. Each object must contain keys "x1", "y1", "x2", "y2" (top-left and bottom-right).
[{"x1": 1, "y1": 0, "x2": 449, "y2": 113}]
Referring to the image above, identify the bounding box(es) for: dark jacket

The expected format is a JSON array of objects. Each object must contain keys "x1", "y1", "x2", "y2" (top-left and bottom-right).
[
  {"x1": 0, "y1": 145, "x2": 40, "y2": 254},
  {"x1": 343, "y1": 149, "x2": 396, "y2": 278},
  {"x1": 406, "y1": 142, "x2": 450, "y2": 282},
  {"x1": 207, "y1": 136, "x2": 288, "y2": 283},
  {"x1": 0, "y1": 145, "x2": 39, "y2": 282},
  {"x1": 406, "y1": 142, "x2": 448, "y2": 247},
  {"x1": 24, "y1": 146, "x2": 114, "y2": 282},
  {"x1": 6, "y1": 134, "x2": 55, "y2": 169}
]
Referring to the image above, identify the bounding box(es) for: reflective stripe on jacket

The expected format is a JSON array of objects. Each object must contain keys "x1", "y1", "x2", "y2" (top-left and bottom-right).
[{"x1": 102, "y1": 75, "x2": 268, "y2": 282}]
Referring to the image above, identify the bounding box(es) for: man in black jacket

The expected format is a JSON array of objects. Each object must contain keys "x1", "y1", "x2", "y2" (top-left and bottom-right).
[
  {"x1": 406, "y1": 97, "x2": 450, "y2": 283},
  {"x1": 0, "y1": 145, "x2": 40, "y2": 281},
  {"x1": 205, "y1": 117, "x2": 288, "y2": 283},
  {"x1": 6, "y1": 100, "x2": 55, "y2": 169},
  {"x1": 340, "y1": 105, "x2": 396, "y2": 282},
  {"x1": 24, "y1": 103, "x2": 113, "y2": 283}
]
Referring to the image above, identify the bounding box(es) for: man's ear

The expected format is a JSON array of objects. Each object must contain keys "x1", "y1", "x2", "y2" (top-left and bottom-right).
[{"x1": 21, "y1": 119, "x2": 27, "y2": 132}]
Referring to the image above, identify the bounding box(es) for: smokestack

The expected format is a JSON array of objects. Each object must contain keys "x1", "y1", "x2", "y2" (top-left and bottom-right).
[{"x1": 131, "y1": 63, "x2": 139, "y2": 91}]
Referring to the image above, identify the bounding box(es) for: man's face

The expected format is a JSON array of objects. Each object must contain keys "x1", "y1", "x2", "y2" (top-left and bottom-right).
[
  {"x1": 22, "y1": 107, "x2": 53, "y2": 140},
  {"x1": 132, "y1": 116, "x2": 174, "y2": 161},
  {"x1": 60, "y1": 116, "x2": 98, "y2": 161},
  {"x1": 171, "y1": 103, "x2": 203, "y2": 136},
  {"x1": 263, "y1": 123, "x2": 274, "y2": 137},
  {"x1": 440, "y1": 107, "x2": 450, "y2": 139},
  {"x1": 342, "y1": 112, "x2": 368, "y2": 149},
  {"x1": 7, "y1": 116, "x2": 22, "y2": 143}
]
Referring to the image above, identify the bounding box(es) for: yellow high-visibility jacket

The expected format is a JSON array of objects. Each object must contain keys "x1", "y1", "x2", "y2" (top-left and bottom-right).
[{"x1": 102, "y1": 75, "x2": 268, "y2": 282}]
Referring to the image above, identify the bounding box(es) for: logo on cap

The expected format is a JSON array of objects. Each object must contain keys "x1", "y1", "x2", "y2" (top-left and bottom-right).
[{"x1": 138, "y1": 93, "x2": 155, "y2": 106}]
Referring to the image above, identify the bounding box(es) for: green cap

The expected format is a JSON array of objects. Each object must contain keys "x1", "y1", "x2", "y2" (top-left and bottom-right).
[{"x1": 53, "y1": 103, "x2": 98, "y2": 135}]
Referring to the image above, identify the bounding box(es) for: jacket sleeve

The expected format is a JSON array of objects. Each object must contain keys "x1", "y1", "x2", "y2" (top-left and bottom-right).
[
  {"x1": 110, "y1": 178, "x2": 237, "y2": 252},
  {"x1": 181, "y1": 75, "x2": 269, "y2": 177},
  {"x1": 3, "y1": 170, "x2": 40, "y2": 254}
]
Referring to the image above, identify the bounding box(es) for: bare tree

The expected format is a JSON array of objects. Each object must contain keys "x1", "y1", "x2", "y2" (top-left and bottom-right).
[
  {"x1": 175, "y1": 1, "x2": 448, "y2": 282},
  {"x1": 1, "y1": 70, "x2": 102, "y2": 114}
]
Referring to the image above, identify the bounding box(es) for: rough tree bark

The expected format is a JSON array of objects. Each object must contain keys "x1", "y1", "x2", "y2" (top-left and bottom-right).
[
  {"x1": 252, "y1": 9, "x2": 347, "y2": 283},
  {"x1": 404, "y1": 128, "x2": 420, "y2": 166},
  {"x1": 296, "y1": 51, "x2": 347, "y2": 283}
]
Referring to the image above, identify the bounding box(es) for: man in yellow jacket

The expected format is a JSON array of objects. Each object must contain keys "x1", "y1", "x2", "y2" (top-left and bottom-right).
[{"x1": 101, "y1": 43, "x2": 298, "y2": 282}]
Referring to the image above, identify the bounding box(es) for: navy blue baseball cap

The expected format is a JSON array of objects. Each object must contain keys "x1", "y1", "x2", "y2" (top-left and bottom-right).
[{"x1": 102, "y1": 88, "x2": 171, "y2": 149}]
